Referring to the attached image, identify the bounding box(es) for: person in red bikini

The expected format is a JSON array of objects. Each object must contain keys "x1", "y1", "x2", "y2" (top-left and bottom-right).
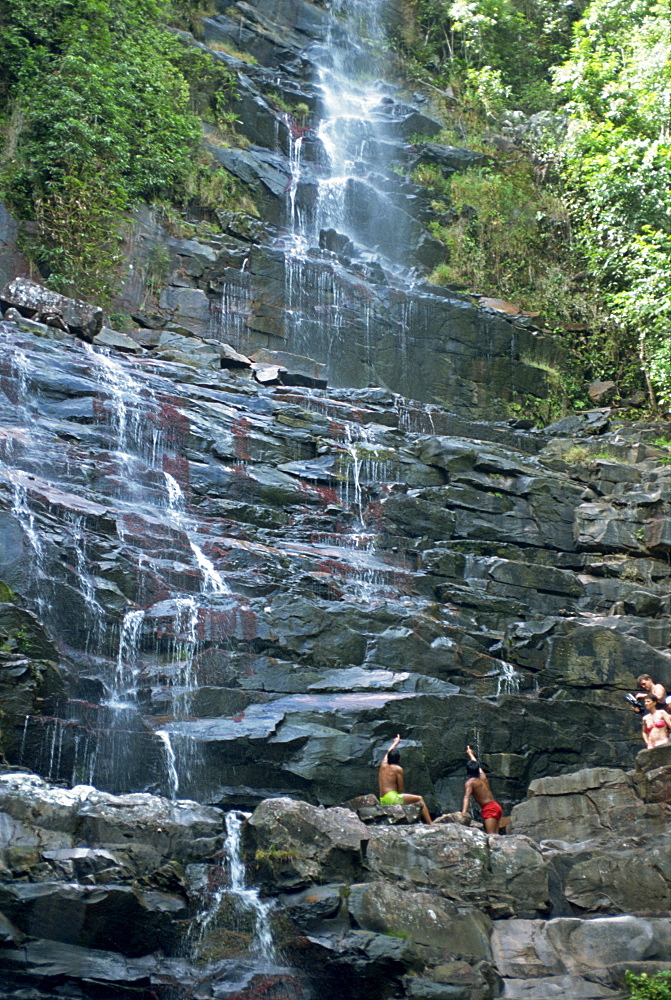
[
  {"x1": 461, "y1": 745, "x2": 503, "y2": 833},
  {"x1": 641, "y1": 694, "x2": 671, "y2": 749}
]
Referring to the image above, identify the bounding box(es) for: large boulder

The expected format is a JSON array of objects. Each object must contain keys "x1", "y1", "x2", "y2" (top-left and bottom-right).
[
  {"x1": 509, "y1": 767, "x2": 667, "y2": 843},
  {"x1": 492, "y1": 915, "x2": 671, "y2": 998},
  {"x1": 348, "y1": 881, "x2": 492, "y2": 958},
  {"x1": 0, "y1": 771, "x2": 225, "y2": 875},
  {"x1": 365, "y1": 826, "x2": 550, "y2": 918},
  {"x1": 1, "y1": 278, "x2": 103, "y2": 339},
  {"x1": 246, "y1": 798, "x2": 370, "y2": 889}
]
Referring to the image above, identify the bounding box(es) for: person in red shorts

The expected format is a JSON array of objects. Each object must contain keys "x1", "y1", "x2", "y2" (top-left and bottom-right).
[{"x1": 460, "y1": 745, "x2": 503, "y2": 834}]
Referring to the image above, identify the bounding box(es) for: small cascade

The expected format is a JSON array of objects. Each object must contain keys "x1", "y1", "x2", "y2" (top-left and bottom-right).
[
  {"x1": 11, "y1": 481, "x2": 48, "y2": 615},
  {"x1": 189, "y1": 539, "x2": 229, "y2": 595},
  {"x1": 496, "y1": 660, "x2": 521, "y2": 697},
  {"x1": 343, "y1": 423, "x2": 370, "y2": 529},
  {"x1": 164, "y1": 470, "x2": 230, "y2": 596},
  {"x1": 156, "y1": 729, "x2": 180, "y2": 799},
  {"x1": 11, "y1": 482, "x2": 44, "y2": 562},
  {"x1": 111, "y1": 609, "x2": 145, "y2": 706},
  {"x1": 334, "y1": 423, "x2": 389, "y2": 601},
  {"x1": 71, "y1": 730, "x2": 98, "y2": 786},
  {"x1": 197, "y1": 811, "x2": 276, "y2": 963},
  {"x1": 69, "y1": 514, "x2": 106, "y2": 647},
  {"x1": 88, "y1": 346, "x2": 145, "y2": 458},
  {"x1": 216, "y1": 264, "x2": 253, "y2": 352}
]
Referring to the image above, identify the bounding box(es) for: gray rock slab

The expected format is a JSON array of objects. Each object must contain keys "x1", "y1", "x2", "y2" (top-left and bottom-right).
[
  {"x1": 93, "y1": 327, "x2": 143, "y2": 354},
  {"x1": 348, "y1": 880, "x2": 492, "y2": 957},
  {"x1": 158, "y1": 286, "x2": 211, "y2": 337},
  {"x1": 501, "y1": 975, "x2": 623, "y2": 998},
  {"x1": 1, "y1": 277, "x2": 103, "y2": 338}
]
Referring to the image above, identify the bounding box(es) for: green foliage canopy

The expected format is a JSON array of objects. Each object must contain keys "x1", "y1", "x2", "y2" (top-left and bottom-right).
[
  {"x1": 553, "y1": 0, "x2": 671, "y2": 406},
  {"x1": 0, "y1": 0, "x2": 232, "y2": 298},
  {"x1": 404, "y1": 0, "x2": 587, "y2": 111}
]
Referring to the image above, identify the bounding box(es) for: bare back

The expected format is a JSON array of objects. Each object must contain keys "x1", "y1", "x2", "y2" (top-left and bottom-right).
[
  {"x1": 464, "y1": 774, "x2": 494, "y2": 809},
  {"x1": 378, "y1": 761, "x2": 404, "y2": 798}
]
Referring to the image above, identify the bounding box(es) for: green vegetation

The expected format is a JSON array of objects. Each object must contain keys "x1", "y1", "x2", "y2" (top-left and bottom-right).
[
  {"x1": 626, "y1": 971, "x2": 671, "y2": 1000},
  {"x1": 553, "y1": 0, "x2": 671, "y2": 410},
  {"x1": 254, "y1": 846, "x2": 300, "y2": 868},
  {"x1": 398, "y1": 0, "x2": 587, "y2": 113},
  {"x1": 0, "y1": 0, "x2": 240, "y2": 300},
  {"x1": 560, "y1": 445, "x2": 591, "y2": 465},
  {"x1": 396, "y1": 0, "x2": 671, "y2": 414}
]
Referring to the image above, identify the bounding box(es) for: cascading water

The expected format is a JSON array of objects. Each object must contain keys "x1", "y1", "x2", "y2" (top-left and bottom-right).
[
  {"x1": 0, "y1": 328, "x2": 244, "y2": 795},
  {"x1": 280, "y1": 0, "x2": 410, "y2": 369},
  {"x1": 197, "y1": 812, "x2": 276, "y2": 962},
  {"x1": 0, "y1": 3, "x2": 541, "y2": 996},
  {"x1": 156, "y1": 728, "x2": 180, "y2": 799}
]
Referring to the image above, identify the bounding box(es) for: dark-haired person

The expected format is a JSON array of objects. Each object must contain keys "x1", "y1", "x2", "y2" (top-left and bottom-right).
[
  {"x1": 636, "y1": 674, "x2": 667, "y2": 709},
  {"x1": 377, "y1": 734, "x2": 433, "y2": 824},
  {"x1": 641, "y1": 694, "x2": 671, "y2": 749},
  {"x1": 461, "y1": 745, "x2": 502, "y2": 834}
]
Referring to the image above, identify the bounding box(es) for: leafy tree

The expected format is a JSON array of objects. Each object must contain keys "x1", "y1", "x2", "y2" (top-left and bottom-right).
[
  {"x1": 0, "y1": 0, "x2": 233, "y2": 299},
  {"x1": 553, "y1": 0, "x2": 671, "y2": 406},
  {"x1": 403, "y1": 0, "x2": 587, "y2": 111}
]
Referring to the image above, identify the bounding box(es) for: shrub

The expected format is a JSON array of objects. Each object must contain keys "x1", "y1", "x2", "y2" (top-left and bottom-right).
[
  {"x1": 0, "y1": 0, "x2": 236, "y2": 300},
  {"x1": 625, "y1": 971, "x2": 671, "y2": 1000}
]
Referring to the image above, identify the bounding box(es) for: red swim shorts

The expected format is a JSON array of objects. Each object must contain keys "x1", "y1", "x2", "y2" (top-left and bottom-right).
[{"x1": 481, "y1": 801, "x2": 503, "y2": 820}]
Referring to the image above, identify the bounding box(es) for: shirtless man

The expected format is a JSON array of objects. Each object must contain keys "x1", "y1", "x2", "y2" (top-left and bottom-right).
[
  {"x1": 378, "y1": 735, "x2": 433, "y2": 824},
  {"x1": 635, "y1": 674, "x2": 667, "y2": 708},
  {"x1": 461, "y1": 745, "x2": 503, "y2": 834}
]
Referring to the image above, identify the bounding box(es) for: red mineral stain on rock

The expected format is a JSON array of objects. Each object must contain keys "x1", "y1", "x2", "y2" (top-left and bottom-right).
[{"x1": 232, "y1": 416, "x2": 253, "y2": 461}]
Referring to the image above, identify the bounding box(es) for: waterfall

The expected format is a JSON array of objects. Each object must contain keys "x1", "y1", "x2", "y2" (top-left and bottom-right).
[
  {"x1": 280, "y1": 0, "x2": 402, "y2": 365},
  {"x1": 111, "y1": 609, "x2": 145, "y2": 706},
  {"x1": 196, "y1": 811, "x2": 276, "y2": 962},
  {"x1": 156, "y1": 729, "x2": 180, "y2": 799}
]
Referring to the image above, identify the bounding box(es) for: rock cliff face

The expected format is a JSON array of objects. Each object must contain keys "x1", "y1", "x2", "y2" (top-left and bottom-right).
[
  {"x1": 1, "y1": 297, "x2": 671, "y2": 995},
  {"x1": 2, "y1": 312, "x2": 671, "y2": 816},
  {"x1": 106, "y1": 0, "x2": 561, "y2": 422},
  {"x1": 1, "y1": 0, "x2": 671, "y2": 996}
]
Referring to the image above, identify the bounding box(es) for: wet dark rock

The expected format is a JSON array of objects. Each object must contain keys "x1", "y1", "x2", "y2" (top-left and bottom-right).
[
  {"x1": 319, "y1": 228, "x2": 355, "y2": 257},
  {"x1": 409, "y1": 142, "x2": 487, "y2": 174}
]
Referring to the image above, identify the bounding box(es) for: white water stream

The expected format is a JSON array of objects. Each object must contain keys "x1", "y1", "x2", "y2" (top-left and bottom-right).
[{"x1": 196, "y1": 811, "x2": 276, "y2": 962}]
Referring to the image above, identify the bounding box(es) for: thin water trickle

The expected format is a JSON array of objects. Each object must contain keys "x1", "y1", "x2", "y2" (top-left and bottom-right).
[
  {"x1": 164, "y1": 470, "x2": 230, "y2": 595},
  {"x1": 189, "y1": 539, "x2": 229, "y2": 595},
  {"x1": 111, "y1": 609, "x2": 145, "y2": 706},
  {"x1": 11, "y1": 481, "x2": 48, "y2": 616},
  {"x1": 18, "y1": 715, "x2": 30, "y2": 764},
  {"x1": 156, "y1": 730, "x2": 180, "y2": 799},
  {"x1": 88, "y1": 346, "x2": 143, "y2": 456},
  {"x1": 12, "y1": 482, "x2": 44, "y2": 561},
  {"x1": 496, "y1": 661, "x2": 521, "y2": 697}
]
